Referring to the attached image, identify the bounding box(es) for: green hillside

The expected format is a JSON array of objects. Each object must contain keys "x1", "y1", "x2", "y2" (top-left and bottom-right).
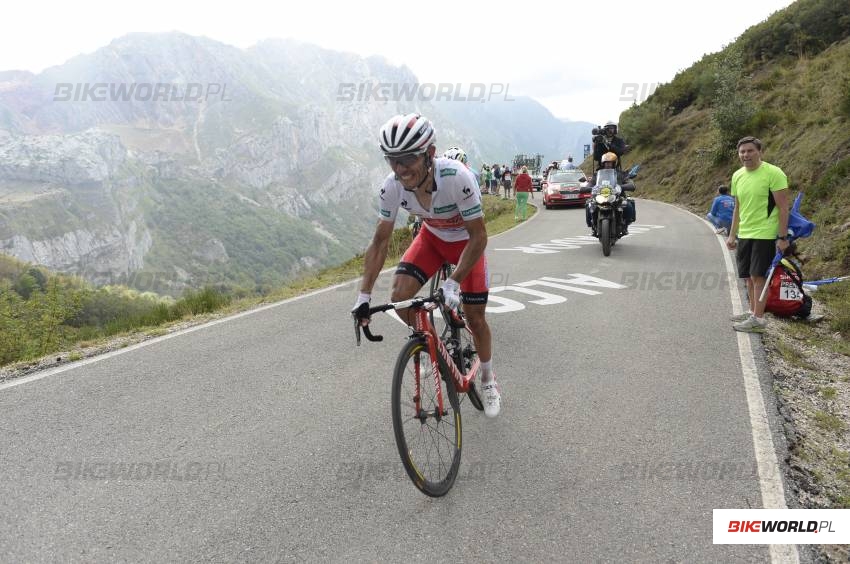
[
  {"x1": 614, "y1": 0, "x2": 850, "y2": 280},
  {"x1": 0, "y1": 197, "x2": 518, "y2": 367}
]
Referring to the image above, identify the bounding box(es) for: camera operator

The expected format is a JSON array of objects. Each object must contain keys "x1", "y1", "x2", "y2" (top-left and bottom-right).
[
  {"x1": 585, "y1": 152, "x2": 636, "y2": 236},
  {"x1": 592, "y1": 121, "x2": 628, "y2": 167}
]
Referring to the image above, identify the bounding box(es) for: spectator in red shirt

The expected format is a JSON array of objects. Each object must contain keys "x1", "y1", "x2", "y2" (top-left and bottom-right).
[{"x1": 513, "y1": 166, "x2": 534, "y2": 221}]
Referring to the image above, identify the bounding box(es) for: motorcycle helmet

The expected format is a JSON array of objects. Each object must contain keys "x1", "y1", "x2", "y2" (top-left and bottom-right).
[
  {"x1": 604, "y1": 121, "x2": 618, "y2": 135},
  {"x1": 601, "y1": 152, "x2": 618, "y2": 166}
]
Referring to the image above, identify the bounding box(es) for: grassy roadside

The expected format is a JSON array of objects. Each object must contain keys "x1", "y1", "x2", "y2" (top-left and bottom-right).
[{"x1": 0, "y1": 196, "x2": 528, "y2": 374}]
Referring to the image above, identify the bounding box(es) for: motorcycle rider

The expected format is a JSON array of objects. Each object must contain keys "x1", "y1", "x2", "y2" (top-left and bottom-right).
[
  {"x1": 592, "y1": 121, "x2": 628, "y2": 168},
  {"x1": 585, "y1": 152, "x2": 636, "y2": 236}
]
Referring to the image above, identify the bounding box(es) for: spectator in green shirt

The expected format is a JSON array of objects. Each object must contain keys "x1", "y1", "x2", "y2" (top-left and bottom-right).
[{"x1": 725, "y1": 136, "x2": 790, "y2": 333}]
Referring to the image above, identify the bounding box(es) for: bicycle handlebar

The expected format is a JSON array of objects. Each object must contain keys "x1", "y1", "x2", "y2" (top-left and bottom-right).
[{"x1": 353, "y1": 292, "x2": 443, "y2": 346}]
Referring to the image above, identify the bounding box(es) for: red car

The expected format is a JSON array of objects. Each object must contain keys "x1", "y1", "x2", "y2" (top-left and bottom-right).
[{"x1": 542, "y1": 170, "x2": 589, "y2": 209}]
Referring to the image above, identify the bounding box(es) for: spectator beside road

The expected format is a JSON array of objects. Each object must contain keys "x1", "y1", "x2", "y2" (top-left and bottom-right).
[
  {"x1": 726, "y1": 136, "x2": 790, "y2": 333},
  {"x1": 501, "y1": 165, "x2": 512, "y2": 199},
  {"x1": 514, "y1": 166, "x2": 534, "y2": 221},
  {"x1": 707, "y1": 185, "x2": 734, "y2": 235},
  {"x1": 480, "y1": 165, "x2": 492, "y2": 195}
]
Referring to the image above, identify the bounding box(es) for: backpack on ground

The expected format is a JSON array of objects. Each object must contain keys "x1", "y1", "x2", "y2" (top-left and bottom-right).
[{"x1": 765, "y1": 257, "x2": 812, "y2": 318}]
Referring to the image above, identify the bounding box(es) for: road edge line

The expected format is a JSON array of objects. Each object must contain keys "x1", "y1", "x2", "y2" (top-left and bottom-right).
[{"x1": 652, "y1": 199, "x2": 798, "y2": 563}]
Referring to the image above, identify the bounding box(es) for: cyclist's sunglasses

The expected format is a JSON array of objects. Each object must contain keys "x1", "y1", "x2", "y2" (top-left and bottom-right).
[{"x1": 385, "y1": 152, "x2": 424, "y2": 167}]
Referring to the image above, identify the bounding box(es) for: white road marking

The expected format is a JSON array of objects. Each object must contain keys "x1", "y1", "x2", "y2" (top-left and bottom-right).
[
  {"x1": 494, "y1": 225, "x2": 666, "y2": 254},
  {"x1": 543, "y1": 275, "x2": 628, "y2": 290},
  {"x1": 498, "y1": 286, "x2": 567, "y2": 305},
  {"x1": 716, "y1": 229, "x2": 799, "y2": 564},
  {"x1": 482, "y1": 291, "x2": 526, "y2": 313},
  {"x1": 514, "y1": 279, "x2": 601, "y2": 296}
]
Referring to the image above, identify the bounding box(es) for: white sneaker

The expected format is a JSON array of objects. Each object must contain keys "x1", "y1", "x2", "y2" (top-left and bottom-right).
[
  {"x1": 481, "y1": 378, "x2": 501, "y2": 418},
  {"x1": 733, "y1": 315, "x2": 767, "y2": 333}
]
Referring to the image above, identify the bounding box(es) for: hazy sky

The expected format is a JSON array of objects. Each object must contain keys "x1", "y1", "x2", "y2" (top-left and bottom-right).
[{"x1": 2, "y1": 0, "x2": 795, "y2": 124}]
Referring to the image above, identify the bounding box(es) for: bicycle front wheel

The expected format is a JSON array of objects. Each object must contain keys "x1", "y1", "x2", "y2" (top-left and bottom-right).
[{"x1": 391, "y1": 337, "x2": 462, "y2": 497}]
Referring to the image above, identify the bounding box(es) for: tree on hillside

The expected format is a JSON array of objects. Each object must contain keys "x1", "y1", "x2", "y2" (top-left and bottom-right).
[{"x1": 711, "y1": 48, "x2": 755, "y2": 159}]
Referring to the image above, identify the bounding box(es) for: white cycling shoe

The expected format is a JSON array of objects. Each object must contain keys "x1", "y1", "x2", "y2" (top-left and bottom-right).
[{"x1": 480, "y1": 376, "x2": 502, "y2": 418}]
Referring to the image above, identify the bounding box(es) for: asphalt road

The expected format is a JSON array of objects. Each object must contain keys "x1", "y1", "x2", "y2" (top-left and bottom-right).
[{"x1": 0, "y1": 200, "x2": 801, "y2": 562}]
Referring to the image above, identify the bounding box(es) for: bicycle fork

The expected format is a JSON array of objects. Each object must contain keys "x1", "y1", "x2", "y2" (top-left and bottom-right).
[{"x1": 407, "y1": 335, "x2": 448, "y2": 423}]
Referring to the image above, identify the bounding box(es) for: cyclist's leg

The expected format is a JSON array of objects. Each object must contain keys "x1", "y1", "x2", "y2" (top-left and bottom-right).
[
  {"x1": 457, "y1": 255, "x2": 500, "y2": 416},
  {"x1": 454, "y1": 251, "x2": 491, "y2": 365},
  {"x1": 462, "y1": 303, "x2": 491, "y2": 363},
  {"x1": 394, "y1": 227, "x2": 442, "y2": 325}
]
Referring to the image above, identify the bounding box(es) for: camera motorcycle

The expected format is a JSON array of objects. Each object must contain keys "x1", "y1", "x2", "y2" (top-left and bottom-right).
[{"x1": 580, "y1": 166, "x2": 638, "y2": 256}]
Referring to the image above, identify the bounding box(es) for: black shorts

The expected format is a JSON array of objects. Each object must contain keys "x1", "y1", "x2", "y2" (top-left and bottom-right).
[{"x1": 736, "y1": 238, "x2": 776, "y2": 279}]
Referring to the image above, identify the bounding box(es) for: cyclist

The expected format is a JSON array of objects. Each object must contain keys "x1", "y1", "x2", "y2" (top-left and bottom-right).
[
  {"x1": 444, "y1": 146, "x2": 481, "y2": 194},
  {"x1": 352, "y1": 114, "x2": 501, "y2": 417},
  {"x1": 443, "y1": 146, "x2": 468, "y2": 165}
]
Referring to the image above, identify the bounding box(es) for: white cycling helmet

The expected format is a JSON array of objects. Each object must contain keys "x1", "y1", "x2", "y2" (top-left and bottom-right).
[
  {"x1": 443, "y1": 146, "x2": 468, "y2": 164},
  {"x1": 378, "y1": 113, "x2": 436, "y2": 156}
]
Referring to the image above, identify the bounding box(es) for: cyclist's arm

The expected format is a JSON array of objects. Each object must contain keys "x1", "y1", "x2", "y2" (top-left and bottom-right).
[
  {"x1": 360, "y1": 220, "x2": 395, "y2": 293},
  {"x1": 450, "y1": 217, "x2": 487, "y2": 284}
]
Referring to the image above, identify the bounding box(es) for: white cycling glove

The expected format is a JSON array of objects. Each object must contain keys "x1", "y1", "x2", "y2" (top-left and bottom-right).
[
  {"x1": 351, "y1": 292, "x2": 371, "y2": 323},
  {"x1": 440, "y1": 278, "x2": 461, "y2": 310}
]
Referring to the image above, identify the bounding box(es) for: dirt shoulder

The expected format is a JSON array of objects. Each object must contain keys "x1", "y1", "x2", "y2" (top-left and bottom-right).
[{"x1": 762, "y1": 299, "x2": 850, "y2": 562}]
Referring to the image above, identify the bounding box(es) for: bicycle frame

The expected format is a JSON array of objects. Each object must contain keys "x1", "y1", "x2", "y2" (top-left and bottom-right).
[
  {"x1": 410, "y1": 304, "x2": 480, "y2": 416},
  {"x1": 354, "y1": 292, "x2": 481, "y2": 414}
]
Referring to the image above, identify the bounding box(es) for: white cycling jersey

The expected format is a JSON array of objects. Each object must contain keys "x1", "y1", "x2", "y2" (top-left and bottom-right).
[{"x1": 378, "y1": 157, "x2": 483, "y2": 242}]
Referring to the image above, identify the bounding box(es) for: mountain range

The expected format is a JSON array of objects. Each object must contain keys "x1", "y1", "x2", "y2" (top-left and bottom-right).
[{"x1": 0, "y1": 33, "x2": 592, "y2": 294}]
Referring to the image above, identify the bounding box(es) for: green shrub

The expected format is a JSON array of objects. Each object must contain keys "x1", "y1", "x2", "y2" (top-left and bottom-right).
[
  {"x1": 712, "y1": 49, "x2": 756, "y2": 152},
  {"x1": 740, "y1": 0, "x2": 850, "y2": 63},
  {"x1": 745, "y1": 108, "x2": 782, "y2": 134},
  {"x1": 620, "y1": 104, "x2": 666, "y2": 145},
  {"x1": 174, "y1": 286, "x2": 231, "y2": 316},
  {"x1": 0, "y1": 277, "x2": 82, "y2": 364}
]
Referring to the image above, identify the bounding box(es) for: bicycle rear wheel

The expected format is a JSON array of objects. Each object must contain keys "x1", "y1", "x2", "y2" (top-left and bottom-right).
[
  {"x1": 454, "y1": 324, "x2": 484, "y2": 412},
  {"x1": 431, "y1": 263, "x2": 484, "y2": 412},
  {"x1": 391, "y1": 337, "x2": 462, "y2": 497}
]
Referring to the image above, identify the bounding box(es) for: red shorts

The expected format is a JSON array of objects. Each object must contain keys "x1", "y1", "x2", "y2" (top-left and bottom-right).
[{"x1": 396, "y1": 226, "x2": 489, "y2": 305}]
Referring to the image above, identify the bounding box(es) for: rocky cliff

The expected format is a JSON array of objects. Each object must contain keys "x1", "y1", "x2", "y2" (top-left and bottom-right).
[{"x1": 0, "y1": 32, "x2": 591, "y2": 294}]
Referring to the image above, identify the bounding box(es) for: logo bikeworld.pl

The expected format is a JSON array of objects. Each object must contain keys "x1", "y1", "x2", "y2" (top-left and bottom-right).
[
  {"x1": 714, "y1": 508, "x2": 849, "y2": 543},
  {"x1": 728, "y1": 520, "x2": 835, "y2": 533}
]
